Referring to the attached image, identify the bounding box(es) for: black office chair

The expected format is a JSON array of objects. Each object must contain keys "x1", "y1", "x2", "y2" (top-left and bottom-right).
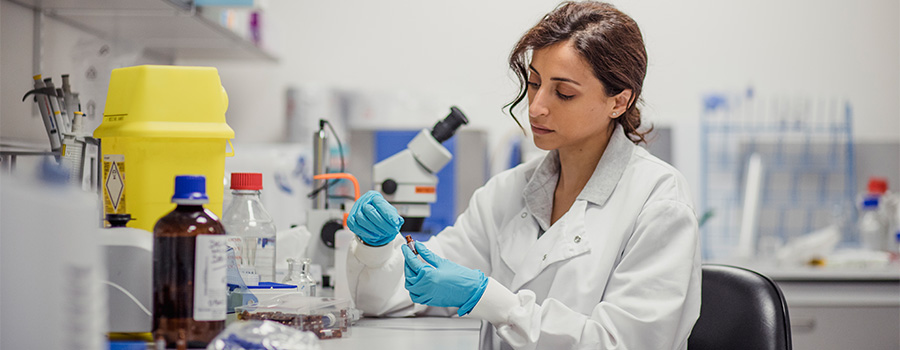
[{"x1": 688, "y1": 264, "x2": 792, "y2": 350}]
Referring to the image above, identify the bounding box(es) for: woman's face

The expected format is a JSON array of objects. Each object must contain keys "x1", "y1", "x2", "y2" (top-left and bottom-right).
[{"x1": 527, "y1": 40, "x2": 626, "y2": 153}]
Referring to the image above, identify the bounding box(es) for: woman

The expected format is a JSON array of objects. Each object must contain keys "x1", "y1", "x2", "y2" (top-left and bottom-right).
[{"x1": 345, "y1": 2, "x2": 700, "y2": 349}]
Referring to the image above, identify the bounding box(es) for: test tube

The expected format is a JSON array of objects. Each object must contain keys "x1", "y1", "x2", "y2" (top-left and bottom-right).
[{"x1": 405, "y1": 235, "x2": 418, "y2": 255}]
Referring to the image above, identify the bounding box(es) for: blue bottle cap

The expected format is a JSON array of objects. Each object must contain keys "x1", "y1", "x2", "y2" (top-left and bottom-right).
[
  {"x1": 172, "y1": 175, "x2": 209, "y2": 204},
  {"x1": 862, "y1": 197, "x2": 879, "y2": 208}
]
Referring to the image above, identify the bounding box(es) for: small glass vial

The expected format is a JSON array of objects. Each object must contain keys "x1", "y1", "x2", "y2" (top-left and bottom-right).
[{"x1": 282, "y1": 258, "x2": 317, "y2": 297}]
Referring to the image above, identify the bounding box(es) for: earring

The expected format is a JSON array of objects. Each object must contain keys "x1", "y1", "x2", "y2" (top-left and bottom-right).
[{"x1": 612, "y1": 112, "x2": 617, "y2": 117}]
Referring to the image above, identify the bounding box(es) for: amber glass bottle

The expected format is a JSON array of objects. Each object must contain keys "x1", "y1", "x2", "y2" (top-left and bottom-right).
[{"x1": 153, "y1": 175, "x2": 226, "y2": 348}]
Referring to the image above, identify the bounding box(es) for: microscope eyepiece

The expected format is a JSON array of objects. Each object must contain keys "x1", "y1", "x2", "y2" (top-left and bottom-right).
[{"x1": 431, "y1": 106, "x2": 469, "y2": 143}]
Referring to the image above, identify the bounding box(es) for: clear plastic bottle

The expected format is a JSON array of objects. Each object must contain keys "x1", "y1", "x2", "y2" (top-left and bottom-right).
[
  {"x1": 893, "y1": 205, "x2": 900, "y2": 254},
  {"x1": 282, "y1": 258, "x2": 317, "y2": 297},
  {"x1": 893, "y1": 232, "x2": 900, "y2": 255},
  {"x1": 222, "y1": 173, "x2": 277, "y2": 282},
  {"x1": 858, "y1": 197, "x2": 888, "y2": 251},
  {"x1": 153, "y1": 175, "x2": 227, "y2": 348}
]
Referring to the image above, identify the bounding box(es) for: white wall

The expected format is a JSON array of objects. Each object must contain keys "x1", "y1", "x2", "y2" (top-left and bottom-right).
[
  {"x1": 4, "y1": 0, "x2": 899, "y2": 200},
  {"x1": 178, "y1": 0, "x2": 899, "y2": 201},
  {"x1": 1, "y1": 0, "x2": 170, "y2": 149}
]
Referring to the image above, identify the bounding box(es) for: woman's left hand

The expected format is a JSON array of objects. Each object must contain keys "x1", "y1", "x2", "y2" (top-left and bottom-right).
[{"x1": 401, "y1": 241, "x2": 488, "y2": 316}]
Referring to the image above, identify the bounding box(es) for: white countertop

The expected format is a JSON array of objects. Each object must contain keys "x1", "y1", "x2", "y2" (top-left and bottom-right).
[
  {"x1": 319, "y1": 317, "x2": 482, "y2": 350},
  {"x1": 705, "y1": 260, "x2": 900, "y2": 281},
  {"x1": 705, "y1": 260, "x2": 900, "y2": 307}
]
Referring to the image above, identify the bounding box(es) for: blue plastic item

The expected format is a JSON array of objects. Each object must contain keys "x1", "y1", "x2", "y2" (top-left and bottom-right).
[
  {"x1": 248, "y1": 282, "x2": 296, "y2": 289},
  {"x1": 861, "y1": 197, "x2": 879, "y2": 209},
  {"x1": 347, "y1": 191, "x2": 404, "y2": 246},
  {"x1": 401, "y1": 242, "x2": 487, "y2": 316},
  {"x1": 108, "y1": 340, "x2": 149, "y2": 350},
  {"x1": 172, "y1": 175, "x2": 208, "y2": 202}
]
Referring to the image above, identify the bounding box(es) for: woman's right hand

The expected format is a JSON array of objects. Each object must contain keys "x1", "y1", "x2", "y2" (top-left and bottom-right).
[{"x1": 347, "y1": 190, "x2": 405, "y2": 246}]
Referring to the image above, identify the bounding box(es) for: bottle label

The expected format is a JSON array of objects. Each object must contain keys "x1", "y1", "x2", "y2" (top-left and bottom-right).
[
  {"x1": 101, "y1": 154, "x2": 126, "y2": 217},
  {"x1": 256, "y1": 237, "x2": 276, "y2": 282},
  {"x1": 194, "y1": 235, "x2": 227, "y2": 321}
]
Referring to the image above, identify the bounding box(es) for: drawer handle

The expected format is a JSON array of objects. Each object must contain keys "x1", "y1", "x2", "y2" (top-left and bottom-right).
[{"x1": 791, "y1": 318, "x2": 816, "y2": 333}]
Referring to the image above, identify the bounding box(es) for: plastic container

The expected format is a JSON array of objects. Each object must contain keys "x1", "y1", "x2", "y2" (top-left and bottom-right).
[
  {"x1": 235, "y1": 296, "x2": 353, "y2": 340},
  {"x1": 93, "y1": 65, "x2": 235, "y2": 232},
  {"x1": 228, "y1": 282, "x2": 297, "y2": 312},
  {"x1": 223, "y1": 172, "x2": 277, "y2": 282},
  {"x1": 893, "y1": 232, "x2": 900, "y2": 255},
  {"x1": 893, "y1": 205, "x2": 900, "y2": 254},
  {"x1": 153, "y1": 175, "x2": 227, "y2": 348},
  {"x1": 858, "y1": 197, "x2": 888, "y2": 251}
]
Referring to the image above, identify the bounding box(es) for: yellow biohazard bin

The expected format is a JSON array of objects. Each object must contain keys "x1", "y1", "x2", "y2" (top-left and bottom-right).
[{"x1": 93, "y1": 65, "x2": 235, "y2": 232}]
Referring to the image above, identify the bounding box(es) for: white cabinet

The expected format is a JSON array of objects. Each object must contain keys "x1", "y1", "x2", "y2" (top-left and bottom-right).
[
  {"x1": 789, "y1": 305, "x2": 899, "y2": 349},
  {"x1": 760, "y1": 266, "x2": 900, "y2": 350}
]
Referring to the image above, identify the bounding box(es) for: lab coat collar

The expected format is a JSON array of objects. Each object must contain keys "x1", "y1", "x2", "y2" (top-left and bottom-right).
[
  {"x1": 578, "y1": 124, "x2": 634, "y2": 206},
  {"x1": 522, "y1": 151, "x2": 560, "y2": 232},
  {"x1": 522, "y1": 124, "x2": 634, "y2": 231}
]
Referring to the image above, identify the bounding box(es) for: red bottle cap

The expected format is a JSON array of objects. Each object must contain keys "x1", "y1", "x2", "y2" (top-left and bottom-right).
[
  {"x1": 231, "y1": 173, "x2": 263, "y2": 190},
  {"x1": 867, "y1": 177, "x2": 888, "y2": 194}
]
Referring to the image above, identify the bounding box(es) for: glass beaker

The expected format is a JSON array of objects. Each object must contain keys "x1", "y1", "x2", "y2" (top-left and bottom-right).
[{"x1": 282, "y1": 258, "x2": 317, "y2": 297}]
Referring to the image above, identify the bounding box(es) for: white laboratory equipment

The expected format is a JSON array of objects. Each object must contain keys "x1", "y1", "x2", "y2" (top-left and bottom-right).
[
  {"x1": 373, "y1": 106, "x2": 468, "y2": 232},
  {"x1": 305, "y1": 120, "x2": 348, "y2": 273},
  {"x1": 304, "y1": 106, "x2": 467, "y2": 276},
  {"x1": 1, "y1": 160, "x2": 108, "y2": 350},
  {"x1": 99, "y1": 214, "x2": 153, "y2": 335}
]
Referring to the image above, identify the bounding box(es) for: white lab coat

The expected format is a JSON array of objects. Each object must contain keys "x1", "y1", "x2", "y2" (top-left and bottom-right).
[{"x1": 347, "y1": 125, "x2": 701, "y2": 349}]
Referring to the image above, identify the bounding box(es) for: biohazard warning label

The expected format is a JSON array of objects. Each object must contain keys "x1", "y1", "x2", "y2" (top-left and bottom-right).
[{"x1": 103, "y1": 154, "x2": 126, "y2": 215}]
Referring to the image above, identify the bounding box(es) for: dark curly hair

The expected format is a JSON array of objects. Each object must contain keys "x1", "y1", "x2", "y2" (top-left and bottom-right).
[{"x1": 506, "y1": 1, "x2": 651, "y2": 144}]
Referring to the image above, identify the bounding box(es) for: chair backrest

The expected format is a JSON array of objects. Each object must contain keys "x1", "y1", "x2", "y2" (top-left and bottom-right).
[{"x1": 688, "y1": 264, "x2": 792, "y2": 350}]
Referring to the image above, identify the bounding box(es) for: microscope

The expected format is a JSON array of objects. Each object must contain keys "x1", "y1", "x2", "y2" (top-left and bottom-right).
[
  {"x1": 373, "y1": 106, "x2": 468, "y2": 232},
  {"x1": 305, "y1": 107, "x2": 468, "y2": 275}
]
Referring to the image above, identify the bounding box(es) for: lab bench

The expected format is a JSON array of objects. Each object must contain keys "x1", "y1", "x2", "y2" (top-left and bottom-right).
[
  {"x1": 128, "y1": 317, "x2": 481, "y2": 350},
  {"x1": 743, "y1": 264, "x2": 900, "y2": 350},
  {"x1": 319, "y1": 317, "x2": 481, "y2": 350},
  {"x1": 125, "y1": 265, "x2": 899, "y2": 350}
]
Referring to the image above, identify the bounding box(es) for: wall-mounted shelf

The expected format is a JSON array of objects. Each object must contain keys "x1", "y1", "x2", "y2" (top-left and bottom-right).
[{"x1": 9, "y1": 0, "x2": 277, "y2": 62}]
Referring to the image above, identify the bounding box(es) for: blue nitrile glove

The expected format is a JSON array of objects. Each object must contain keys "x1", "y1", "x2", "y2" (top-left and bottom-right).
[
  {"x1": 402, "y1": 241, "x2": 488, "y2": 316},
  {"x1": 346, "y1": 190, "x2": 404, "y2": 247}
]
